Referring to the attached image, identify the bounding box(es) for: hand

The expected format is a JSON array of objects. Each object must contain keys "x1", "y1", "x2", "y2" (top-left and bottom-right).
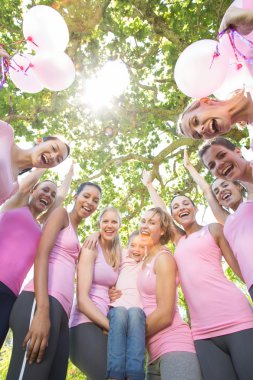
[
  {"x1": 183, "y1": 148, "x2": 192, "y2": 169},
  {"x1": 68, "y1": 161, "x2": 74, "y2": 176},
  {"x1": 109, "y1": 286, "x2": 122, "y2": 302},
  {"x1": 141, "y1": 170, "x2": 153, "y2": 187},
  {"x1": 219, "y1": 6, "x2": 253, "y2": 35},
  {"x1": 83, "y1": 231, "x2": 100, "y2": 249},
  {"x1": 23, "y1": 310, "x2": 50, "y2": 364}
]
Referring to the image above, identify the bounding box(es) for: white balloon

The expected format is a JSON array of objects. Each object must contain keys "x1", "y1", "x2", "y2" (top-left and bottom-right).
[
  {"x1": 31, "y1": 51, "x2": 75, "y2": 91},
  {"x1": 9, "y1": 53, "x2": 44, "y2": 93},
  {"x1": 23, "y1": 5, "x2": 69, "y2": 52}
]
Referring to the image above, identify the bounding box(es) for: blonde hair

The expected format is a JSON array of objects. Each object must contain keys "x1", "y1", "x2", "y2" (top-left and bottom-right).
[{"x1": 99, "y1": 206, "x2": 121, "y2": 269}]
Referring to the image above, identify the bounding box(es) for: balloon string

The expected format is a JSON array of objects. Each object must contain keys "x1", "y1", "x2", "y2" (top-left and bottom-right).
[
  {"x1": 229, "y1": 27, "x2": 253, "y2": 65},
  {"x1": 209, "y1": 43, "x2": 220, "y2": 69},
  {"x1": 0, "y1": 57, "x2": 9, "y2": 90}
]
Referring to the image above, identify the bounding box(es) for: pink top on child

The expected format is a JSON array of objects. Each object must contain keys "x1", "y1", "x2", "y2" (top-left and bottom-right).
[
  {"x1": 175, "y1": 225, "x2": 253, "y2": 340},
  {"x1": 0, "y1": 121, "x2": 19, "y2": 205},
  {"x1": 0, "y1": 206, "x2": 41, "y2": 296},
  {"x1": 25, "y1": 215, "x2": 80, "y2": 317},
  {"x1": 224, "y1": 201, "x2": 253, "y2": 290},
  {"x1": 109, "y1": 248, "x2": 142, "y2": 309},
  {"x1": 138, "y1": 250, "x2": 195, "y2": 364},
  {"x1": 69, "y1": 242, "x2": 119, "y2": 327}
]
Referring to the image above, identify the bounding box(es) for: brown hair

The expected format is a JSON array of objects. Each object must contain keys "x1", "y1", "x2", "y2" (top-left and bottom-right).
[
  {"x1": 199, "y1": 137, "x2": 237, "y2": 164},
  {"x1": 147, "y1": 207, "x2": 173, "y2": 244}
]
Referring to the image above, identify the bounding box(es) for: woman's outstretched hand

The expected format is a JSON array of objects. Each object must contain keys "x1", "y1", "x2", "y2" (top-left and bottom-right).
[{"x1": 141, "y1": 170, "x2": 153, "y2": 187}]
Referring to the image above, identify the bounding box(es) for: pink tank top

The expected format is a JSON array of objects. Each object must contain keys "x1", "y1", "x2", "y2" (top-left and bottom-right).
[
  {"x1": 70, "y1": 243, "x2": 119, "y2": 327},
  {"x1": 138, "y1": 250, "x2": 195, "y2": 363},
  {"x1": 0, "y1": 206, "x2": 41, "y2": 295},
  {"x1": 224, "y1": 201, "x2": 253, "y2": 290},
  {"x1": 0, "y1": 121, "x2": 19, "y2": 205},
  {"x1": 175, "y1": 226, "x2": 253, "y2": 340},
  {"x1": 109, "y1": 249, "x2": 142, "y2": 309},
  {"x1": 25, "y1": 215, "x2": 80, "y2": 317}
]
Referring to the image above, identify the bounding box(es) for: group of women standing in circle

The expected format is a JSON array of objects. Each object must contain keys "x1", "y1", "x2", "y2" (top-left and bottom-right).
[{"x1": 2, "y1": 5, "x2": 253, "y2": 379}]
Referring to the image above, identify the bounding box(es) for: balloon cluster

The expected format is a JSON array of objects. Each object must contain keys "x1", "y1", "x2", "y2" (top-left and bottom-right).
[
  {"x1": 8, "y1": 5, "x2": 75, "y2": 93},
  {"x1": 174, "y1": 0, "x2": 253, "y2": 99}
]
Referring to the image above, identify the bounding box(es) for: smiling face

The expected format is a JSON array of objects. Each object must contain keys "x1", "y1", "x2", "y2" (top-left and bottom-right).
[
  {"x1": 180, "y1": 99, "x2": 232, "y2": 140},
  {"x1": 29, "y1": 181, "x2": 57, "y2": 213},
  {"x1": 211, "y1": 178, "x2": 243, "y2": 209},
  {"x1": 128, "y1": 235, "x2": 146, "y2": 262},
  {"x1": 31, "y1": 138, "x2": 69, "y2": 168},
  {"x1": 99, "y1": 209, "x2": 121, "y2": 242},
  {"x1": 202, "y1": 144, "x2": 247, "y2": 181},
  {"x1": 171, "y1": 195, "x2": 197, "y2": 228},
  {"x1": 139, "y1": 210, "x2": 164, "y2": 246},
  {"x1": 75, "y1": 185, "x2": 101, "y2": 220}
]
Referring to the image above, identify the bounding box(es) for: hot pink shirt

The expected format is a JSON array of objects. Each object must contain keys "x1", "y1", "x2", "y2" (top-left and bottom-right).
[
  {"x1": 0, "y1": 206, "x2": 41, "y2": 295},
  {"x1": 109, "y1": 249, "x2": 142, "y2": 309},
  {"x1": 138, "y1": 250, "x2": 195, "y2": 363},
  {"x1": 69, "y1": 243, "x2": 119, "y2": 327},
  {"x1": 0, "y1": 121, "x2": 19, "y2": 205},
  {"x1": 224, "y1": 201, "x2": 253, "y2": 290},
  {"x1": 25, "y1": 216, "x2": 80, "y2": 317},
  {"x1": 175, "y1": 225, "x2": 253, "y2": 340}
]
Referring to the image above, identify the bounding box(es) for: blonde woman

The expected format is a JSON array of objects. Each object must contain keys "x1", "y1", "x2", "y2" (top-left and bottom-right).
[{"x1": 69, "y1": 206, "x2": 121, "y2": 380}]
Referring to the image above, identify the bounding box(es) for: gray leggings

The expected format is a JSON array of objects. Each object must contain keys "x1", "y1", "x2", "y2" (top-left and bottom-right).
[
  {"x1": 194, "y1": 328, "x2": 253, "y2": 380},
  {"x1": 146, "y1": 351, "x2": 202, "y2": 380},
  {"x1": 70, "y1": 322, "x2": 108, "y2": 380},
  {"x1": 6, "y1": 291, "x2": 69, "y2": 380}
]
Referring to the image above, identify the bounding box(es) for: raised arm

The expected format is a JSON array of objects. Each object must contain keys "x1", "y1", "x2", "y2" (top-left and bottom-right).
[
  {"x1": 219, "y1": 4, "x2": 253, "y2": 35},
  {"x1": 146, "y1": 253, "x2": 177, "y2": 337},
  {"x1": 38, "y1": 163, "x2": 74, "y2": 224},
  {"x1": 76, "y1": 246, "x2": 110, "y2": 331},
  {"x1": 142, "y1": 170, "x2": 184, "y2": 244},
  {"x1": 1, "y1": 169, "x2": 46, "y2": 212},
  {"x1": 23, "y1": 207, "x2": 68, "y2": 364},
  {"x1": 184, "y1": 149, "x2": 229, "y2": 225},
  {"x1": 209, "y1": 223, "x2": 244, "y2": 282}
]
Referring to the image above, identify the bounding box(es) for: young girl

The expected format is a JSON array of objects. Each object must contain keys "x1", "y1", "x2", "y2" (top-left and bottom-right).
[
  {"x1": 142, "y1": 172, "x2": 253, "y2": 380},
  {"x1": 107, "y1": 231, "x2": 147, "y2": 380},
  {"x1": 138, "y1": 207, "x2": 202, "y2": 380},
  {"x1": 69, "y1": 206, "x2": 121, "y2": 380},
  {"x1": 184, "y1": 148, "x2": 253, "y2": 300},
  {"x1": 6, "y1": 182, "x2": 101, "y2": 380},
  {"x1": 0, "y1": 120, "x2": 70, "y2": 205}
]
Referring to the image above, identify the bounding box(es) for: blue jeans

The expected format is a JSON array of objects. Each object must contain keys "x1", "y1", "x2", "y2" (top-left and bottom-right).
[{"x1": 107, "y1": 306, "x2": 146, "y2": 380}]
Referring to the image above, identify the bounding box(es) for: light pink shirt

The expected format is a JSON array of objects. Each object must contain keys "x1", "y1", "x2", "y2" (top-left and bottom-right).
[
  {"x1": 69, "y1": 243, "x2": 119, "y2": 327},
  {"x1": 138, "y1": 250, "x2": 195, "y2": 363},
  {"x1": 175, "y1": 226, "x2": 253, "y2": 340},
  {"x1": 0, "y1": 206, "x2": 41, "y2": 295},
  {"x1": 224, "y1": 201, "x2": 253, "y2": 290},
  {"x1": 0, "y1": 121, "x2": 18, "y2": 205},
  {"x1": 25, "y1": 216, "x2": 80, "y2": 317},
  {"x1": 109, "y1": 249, "x2": 142, "y2": 309}
]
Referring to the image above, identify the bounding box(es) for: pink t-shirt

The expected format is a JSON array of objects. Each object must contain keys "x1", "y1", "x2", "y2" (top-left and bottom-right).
[
  {"x1": 69, "y1": 243, "x2": 119, "y2": 327},
  {"x1": 0, "y1": 206, "x2": 41, "y2": 295},
  {"x1": 138, "y1": 250, "x2": 195, "y2": 364},
  {"x1": 175, "y1": 225, "x2": 253, "y2": 340},
  {"x1": 0, "y1": 121, "x2": 18, "y2": 205},
  {"x1": 25, "y1": 216, "x2": 80, "y2": 317},
  {"x1": 224, "y1": 201, "x2": 253, "y2": 290},
  {"x1": 109, "y1": 249, "x2": 142, "y2": 309}
]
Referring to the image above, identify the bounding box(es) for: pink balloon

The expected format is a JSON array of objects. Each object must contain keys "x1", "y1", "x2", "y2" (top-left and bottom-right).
[
  {"x1": 9, "y1": 53, "x2": 44, "y2": 93},
  {"x1": 23, "y1": 5, "x2": 69, "y2": 52},
  {"x1": 214, "y1": 61, "x2": 253, "y2": 99},
  {"x1": 174, "y1": 39, "x2": 229, "y2": 98},
  {"x1": 31, "y1": 51, "x2": 75, "y2": 91}
]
